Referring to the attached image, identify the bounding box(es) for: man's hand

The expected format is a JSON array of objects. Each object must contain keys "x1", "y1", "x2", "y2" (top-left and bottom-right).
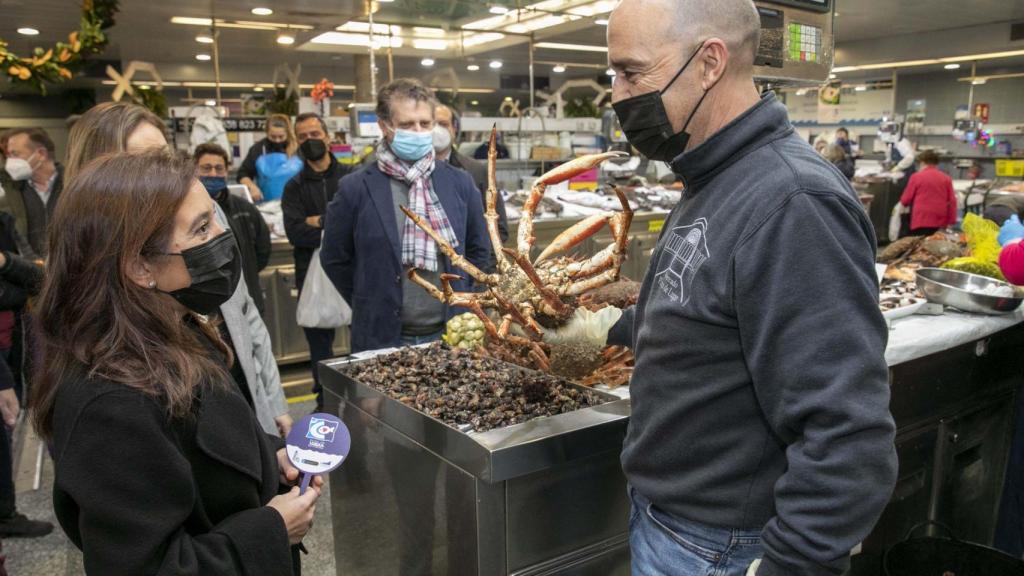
[
  {"x1": 276, "y1": 448, "x2": 326, "y2": 488},
  {"x1": 275, "y1": 413, "x2": 294, "y2": 438},
  {"x1": 0, "y1": 389, "x2": 19, "y2": 428},
  {"x1": 305, "y1": 216, "x2": 323, "y2": 229}
]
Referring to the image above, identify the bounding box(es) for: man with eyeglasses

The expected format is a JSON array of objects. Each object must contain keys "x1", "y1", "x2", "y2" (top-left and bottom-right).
[{"x1": 193, "y1": 143, "x2": 271, "y2": 314}]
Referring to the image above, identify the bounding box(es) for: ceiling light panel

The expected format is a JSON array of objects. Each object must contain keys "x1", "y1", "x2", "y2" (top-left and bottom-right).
[
  {"x1": 335, "y1": 21, "x2": 400, "y2": 34},
  {"x1": 534, "y1": 41, "x2": 608, "y2": 52},
  {"x1": 310, "y1": 32, "x2": 403, "y2": 48},
  {"x1": 462, "y1": 32, "x2": 505, "y2": 47},
  {"x1": 413, "y1": 38, "x2": 449, "y2": 50}
]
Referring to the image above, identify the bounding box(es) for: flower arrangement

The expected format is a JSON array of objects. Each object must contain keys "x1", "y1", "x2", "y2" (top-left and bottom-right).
[
  {"x1": 1, "y1": 0, "x2": 119, "y2": 95},
  {"x1": 311, "y1": 78, "x2": 334, "y2": 103}
]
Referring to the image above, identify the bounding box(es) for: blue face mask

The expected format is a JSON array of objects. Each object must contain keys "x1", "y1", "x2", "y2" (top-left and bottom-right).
[
  {"x1": 389, "y1": 129, "x2": 434, "y2": 162},
  {"x1": 199, "y1": 176, "x2": 228, "y2": 197}
]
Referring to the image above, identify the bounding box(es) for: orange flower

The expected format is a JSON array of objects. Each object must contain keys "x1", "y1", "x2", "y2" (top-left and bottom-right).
[
  {"x1": 68, "y1": 32, "x2": 81, "y2": 53},
  {"x1": 59, "y1": 48, "x2": 72, "y2": 63},
  {"x1": 8, "y1": 65, "x2": 32, "y2": 81},
  {"x1": 58, "y1": 67, "x2": 73, "y2": 80},
  {"x1": 31, "y1": 49, "x2": 53, "y2": 67}
]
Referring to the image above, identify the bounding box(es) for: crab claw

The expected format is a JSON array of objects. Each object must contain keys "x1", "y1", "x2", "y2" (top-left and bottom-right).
[
  {"x1": 536, "y1": 213, "x2": 613, "y2": 263},
  {"x1": 535, "y1": 151, "x2": 628, "y2": 186}
]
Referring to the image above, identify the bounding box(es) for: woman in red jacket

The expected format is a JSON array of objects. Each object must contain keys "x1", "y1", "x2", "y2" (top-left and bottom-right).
[
  {"x1": 899, "y1": 150, "x2": 958, "y2": 236},
  {"x1": 998, "y1": 215, "x2": 1024, "y2": 285}
]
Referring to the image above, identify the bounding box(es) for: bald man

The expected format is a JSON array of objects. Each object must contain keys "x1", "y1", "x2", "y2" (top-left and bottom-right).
[{"x1": 605, "y1": 1, "x2": 896, "y2": 575}]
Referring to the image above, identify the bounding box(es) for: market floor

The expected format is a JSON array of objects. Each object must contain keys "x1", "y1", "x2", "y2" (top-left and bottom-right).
[{"x1": 3, "y1": 398, "x2": 337, "y2": 576}]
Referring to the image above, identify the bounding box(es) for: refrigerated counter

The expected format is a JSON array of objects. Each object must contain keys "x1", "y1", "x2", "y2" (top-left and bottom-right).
[{"x1": 321, "y1": 310, "x2": 1024, "y2": 576}]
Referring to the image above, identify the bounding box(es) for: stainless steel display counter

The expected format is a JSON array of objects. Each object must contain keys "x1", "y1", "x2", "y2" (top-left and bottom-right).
[{"x1": 321, "y1": 310, "x2": 1024, "y2": 576}]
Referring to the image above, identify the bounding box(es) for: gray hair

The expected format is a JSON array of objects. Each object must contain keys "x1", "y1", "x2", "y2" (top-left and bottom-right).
[{"x1": 376, "y1": 78, "x2": 437, "y2": 125}]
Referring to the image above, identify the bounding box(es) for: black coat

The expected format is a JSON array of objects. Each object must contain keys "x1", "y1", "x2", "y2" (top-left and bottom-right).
[
  {"x1": 448, "y1": 150, "x2": 510, "y2": 244},
  {"x1": 217, "y1": 193, "x2": 271, "y2": 313},
  {"x1": 52, "y1": 374, "x2": 294, "y2": 575},
  {"x1": 282, "y1": 158, "x2": 349, "y2": 291}
]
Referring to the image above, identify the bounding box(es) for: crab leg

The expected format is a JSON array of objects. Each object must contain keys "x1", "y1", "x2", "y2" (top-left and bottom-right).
[
  {"x1": 492, "y1": 292, "x2": 542, "y2": 340},
  {"x1": 485, "y1": 126, "x2": 507, "y2": 269},
  {"x1": 502, "y1": 248, "x2": 572, "y2": 316},
  {"x1": 400, "y1": 205, "x2": 498, "y2": 286},
  {"x1": 562, "y1": 268, "x2": 619, "y2": 296},
  {"x1": 535, "y1": 213, "x2": 614, "y2": 264},
  {"x1": 517, "y1": 151, "x2": 628, "y2": 256},
  {"x1": 407, "y1": 270, "x2": 495, "y2": 310},
  {"x1": 562, "y1": 188, "x2": 634, "y2": 278}
]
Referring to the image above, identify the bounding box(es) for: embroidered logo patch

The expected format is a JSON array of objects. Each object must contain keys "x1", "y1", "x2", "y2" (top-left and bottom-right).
[{"x1": 654, "y1": 218, "x2": 710, "y2": 307}]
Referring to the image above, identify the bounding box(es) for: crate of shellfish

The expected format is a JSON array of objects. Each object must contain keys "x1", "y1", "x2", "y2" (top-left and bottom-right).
[{"x1": 321, "y1": 343, "x2": 632, "y2": 576}]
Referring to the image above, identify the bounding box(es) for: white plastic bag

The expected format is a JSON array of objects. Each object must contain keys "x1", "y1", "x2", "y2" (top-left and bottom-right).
[
  {"x1": 889, "y1": 202, "x2": 910, "y2": 242},
  {"x1": 296, "y1": 248, "x2": 351, "y2": 329}
]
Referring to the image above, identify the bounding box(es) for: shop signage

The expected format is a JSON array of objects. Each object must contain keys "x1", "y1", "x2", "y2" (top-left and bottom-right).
[
  {"x1": 648, "y1": 219, "x2": 665, "y2": 233},
  {"x1": 170, "y1": 116, "x2": 268, "y2": 133},
  {"x1": 996, "y1": 159, "x2": 1024, "y2": 178},
  {"x1": 286, "y1": 413, "x2": 351, "y2": 494}
]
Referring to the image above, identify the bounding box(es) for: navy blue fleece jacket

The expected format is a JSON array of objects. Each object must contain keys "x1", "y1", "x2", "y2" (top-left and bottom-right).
[{"x1": 610, "y1": 93, "x2": 897, "y2": 576}]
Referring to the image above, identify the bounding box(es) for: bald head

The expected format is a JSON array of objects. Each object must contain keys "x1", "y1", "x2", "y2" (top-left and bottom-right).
[{"x1": 611, "y1": 0, "x2": 760, "y2": 70}]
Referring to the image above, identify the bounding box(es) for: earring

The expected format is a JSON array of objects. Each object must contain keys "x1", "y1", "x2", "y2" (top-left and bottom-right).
[{"x1": 148, "y1": 281, "x2": 157, "y2": 289}]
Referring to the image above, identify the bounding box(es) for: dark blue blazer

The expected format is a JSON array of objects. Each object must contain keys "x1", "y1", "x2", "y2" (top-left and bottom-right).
[{"x1": 321, "y1": 161, "x2": 492, "y2": 353}]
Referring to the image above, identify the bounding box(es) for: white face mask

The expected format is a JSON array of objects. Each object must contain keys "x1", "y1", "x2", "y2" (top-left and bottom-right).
[
  {"x1": 432, "y1": 124, "x2": 452, "y2": 155},
  {"x1": 3, "y1": 157, "x2": 33, "y2": 181}
]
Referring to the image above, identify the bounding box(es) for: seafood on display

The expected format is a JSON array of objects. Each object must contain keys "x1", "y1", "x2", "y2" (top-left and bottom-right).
[{"x1": 402, "y1": 126, "x2": 632, "y2": 372}]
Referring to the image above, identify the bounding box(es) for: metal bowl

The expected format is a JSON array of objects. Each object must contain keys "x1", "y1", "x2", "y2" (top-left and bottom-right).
[{"x1": 915, "y1": 268, "x2": 1024, "y2": 315}]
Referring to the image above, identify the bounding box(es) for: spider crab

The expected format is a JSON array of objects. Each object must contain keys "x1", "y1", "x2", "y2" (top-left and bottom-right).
[{"x1": 400, "y1": 126, "x2": 632, "y2": 371}]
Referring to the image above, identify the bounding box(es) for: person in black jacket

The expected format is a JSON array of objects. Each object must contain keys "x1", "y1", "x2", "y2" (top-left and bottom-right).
[
  {"x1": 282, "y1": 112, "x2": 350, "y2": 410},
  {"x1": 31, "y1": 150, "x2": 321, "y2": 575},
  {"x1": 194, "y1": 143, "x2": 272, "y2": 314},
  {"x1": 237, "y1": 114, "x2": 297, "y2": 203}
]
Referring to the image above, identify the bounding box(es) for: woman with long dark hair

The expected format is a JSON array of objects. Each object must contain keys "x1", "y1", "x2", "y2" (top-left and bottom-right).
[{"x1": 32, "y1": 150, "x2": 319, "y2": 575}]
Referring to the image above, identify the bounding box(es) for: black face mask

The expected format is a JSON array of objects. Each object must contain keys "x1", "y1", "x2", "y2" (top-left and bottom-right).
[
  {"x1": 266, "y1": 140, "x2": 287, "y2": 154},
  {"x1": 159, "y1": 230, "x2": 241, "y2": 315},
  {"x1": 300, "y1": 138, "x2": 328, "y2": 162},
  {"x1": 612, "y1": 43, "x2": 713, "y2": 162}
]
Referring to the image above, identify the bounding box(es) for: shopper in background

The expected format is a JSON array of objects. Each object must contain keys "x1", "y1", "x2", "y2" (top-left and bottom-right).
[
  {"x1": 66, "y1": 101, "x2": 292, "y2": 438},
  {"x1": 282, "y1": 112, "x2": 351, "y2": 410},
  {"x1": 825, "y1": 143, "x2": 855, "y2": 181},
  {"x1": 885, "y1": 126, "x2": 917, "y2": 189},
  {"x1": 835, "y1": 126, "x2": 854, "y2": 157},
  {"x1": 2, "y1": 128, "x2": 63, "y2": 257},
  {"x1": 32, "y1": 151, "x2": 319, "y2": 575},
  {"x1": 194, "y1": 143, "x2": 272, "y2": 313},
  {"x1": 997, "y1": 216, "x2": 1024, "y2": 286},
  {"x1": 434, "y1": 104, "x2": 509, "y2": 243},
  {"x1": 605, "y1": 1, "x2": 896, "y2": 574},
  {"x1": 237, "y1": 114, "x2": 297, "y2": 203},
  {"x1": 321, "y1": 78, "x2": 491, "y2": 353},
  {"x1": 898, "y1": 150, "x2": 957, "y2": 236}
]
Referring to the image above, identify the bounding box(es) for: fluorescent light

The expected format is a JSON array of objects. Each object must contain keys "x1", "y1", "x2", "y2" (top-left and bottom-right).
[
  {"x1": 196, "y1": 53, "x2": 212, "y2": 61},
  {"x1": 831, "y1": 49, "x2": 1024, "y2": 73},
  {"x1": 310, "y1": 32, "x2": 403, "y2": 48},
  {"x1": 251, "y1": 7, "x2": 273, "y2": 16},
  {"x1": 172, "y1": 16, "x2": 213, "y2": 26},
  {"x1": 467, "y1": 64, "x2": 480, "y2": 71},
  {"x1": 534, "y1": 42, "x2": 608, "y2": 53},
  {"x1": 277, "y1": 33, "x2": 296, "y2": 45},
  {"x1": 828, "y1": 73, "x2": 837, "y2": 79},
  {"x1": 17, "y1": 27, "x2": 39, "y2": 36},
  {"x1": 855, "y1": 85, "x2": 867, "y2": 91},
  {"x1": 489, "y1": 5, "x2": 509, "y2": 14},
  {"x1": 463, "y1": 14, "x2": 512, "y2": 31},
  {"x1": 552, "y1": 64, "x2": 566, "y2": 73},
  {"x1": 412, "y1": 26, "x2": 445, "y2": 37},
  {"x1": 795, "y1": 89, "x2": 808, "y2": 96},
  {"x1": 513, "y1": 14, "x2": 574, "y2": 32},
  {"x1": 139, "y1": 85, "x2": 151, "y2": 91},
  {"x1": 462, "y1": 32, "x2": 504, "y2": 48},
  {"x1": 489, "y1": 60, "x2": 503, "y2": 69},
  {"x1": 504, "y1": 96, "x2": 512, "y2": 102},
  {"x1": 567, "y1": 0, "x2": 617, "y2": 16},
  {"x1": 944, "y1": 63, "x2": 961, "y2": 70},
  {"x1": 336, "y1": 21, "x2": 400, "y2": 35},
  {"x1": 196, "y1": 34, "x2": 214, "y2": 43},
  {"x1": 471, "y1": 100, "x2": 479, "y2": 105},
  {"x1": 606, "y1": 68, "x2": 616, "y2": 76},
  {"x1": 413, "y1": 39, "x2": 448, "y2": 50},
  {"x1": 205, "y1": 99, "x2": 217, "y2": 106},
  {"x1": 454, "y1": 88, "x2": 495, "y2": 94},
  {"x1": 972, "y1": 79, "x2": 986, "y2": 85},
  {"x1": 253, "y1": 86, "x2": 265, "y2": 92},
  {"x1": 595, "y1": 18, "x2": 609, "y2": 25},
  {"x1": 421, "y1": 58, "x2": 435, "y2": 67}
]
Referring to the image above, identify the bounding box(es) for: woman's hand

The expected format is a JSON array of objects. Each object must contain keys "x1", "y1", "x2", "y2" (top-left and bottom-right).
[
  {"x1": 249, "y1": 183, "x2": 264, "y2": 203},
  {"x1": 267, "y1": 485, "x2": 320, "y2": 545},
  {"x1": 276, "y1": 448, "x2": 325, "y2": 489}
]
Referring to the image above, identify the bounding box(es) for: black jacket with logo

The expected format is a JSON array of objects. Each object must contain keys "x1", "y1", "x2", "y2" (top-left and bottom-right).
[{"x1": 610, "y1": 94, "x2": 896, "y2": 576}]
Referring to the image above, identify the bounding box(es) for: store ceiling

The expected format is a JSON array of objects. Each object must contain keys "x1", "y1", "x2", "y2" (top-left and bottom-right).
[{"x1": 1, "y1": 0, "x2": 1023, "y2": 93}]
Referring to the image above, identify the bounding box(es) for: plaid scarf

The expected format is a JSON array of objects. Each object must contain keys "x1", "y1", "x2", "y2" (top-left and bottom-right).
[{"x1": 376, "y1": 141, "x2": 459, "y2": 272}]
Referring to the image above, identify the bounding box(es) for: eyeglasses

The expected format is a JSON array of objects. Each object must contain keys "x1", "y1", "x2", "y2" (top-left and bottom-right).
[{"x1": 197, "y1": 164, "x2": 227, "y2": 176}]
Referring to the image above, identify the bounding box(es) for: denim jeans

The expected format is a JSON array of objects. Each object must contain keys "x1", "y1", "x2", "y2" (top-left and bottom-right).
[
  {"x1": 629, "y1": 486, "x2": 763, "y2": 576},
  {"x1": 400, "y1": 330, "x2": 444, "y2": 347}
]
